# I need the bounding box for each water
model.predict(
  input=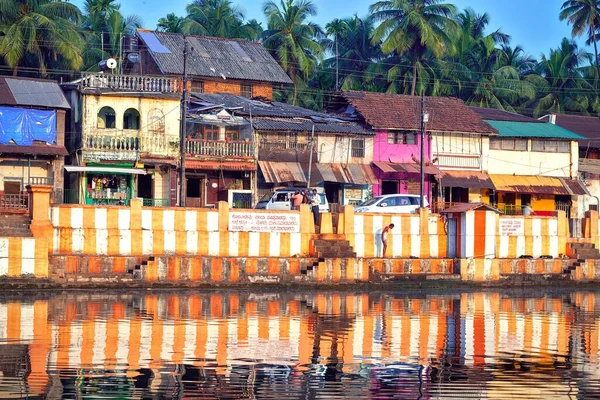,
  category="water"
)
[1,289,600,399]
